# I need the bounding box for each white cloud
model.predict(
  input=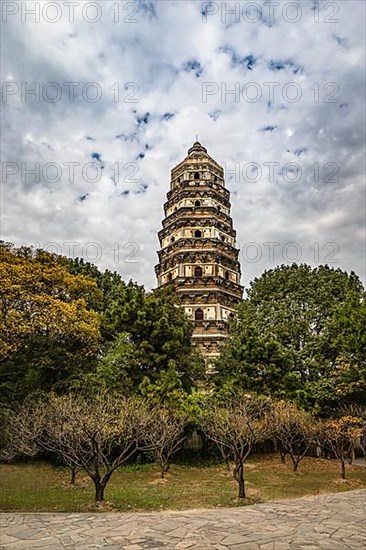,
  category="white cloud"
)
[1,0,365,290]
